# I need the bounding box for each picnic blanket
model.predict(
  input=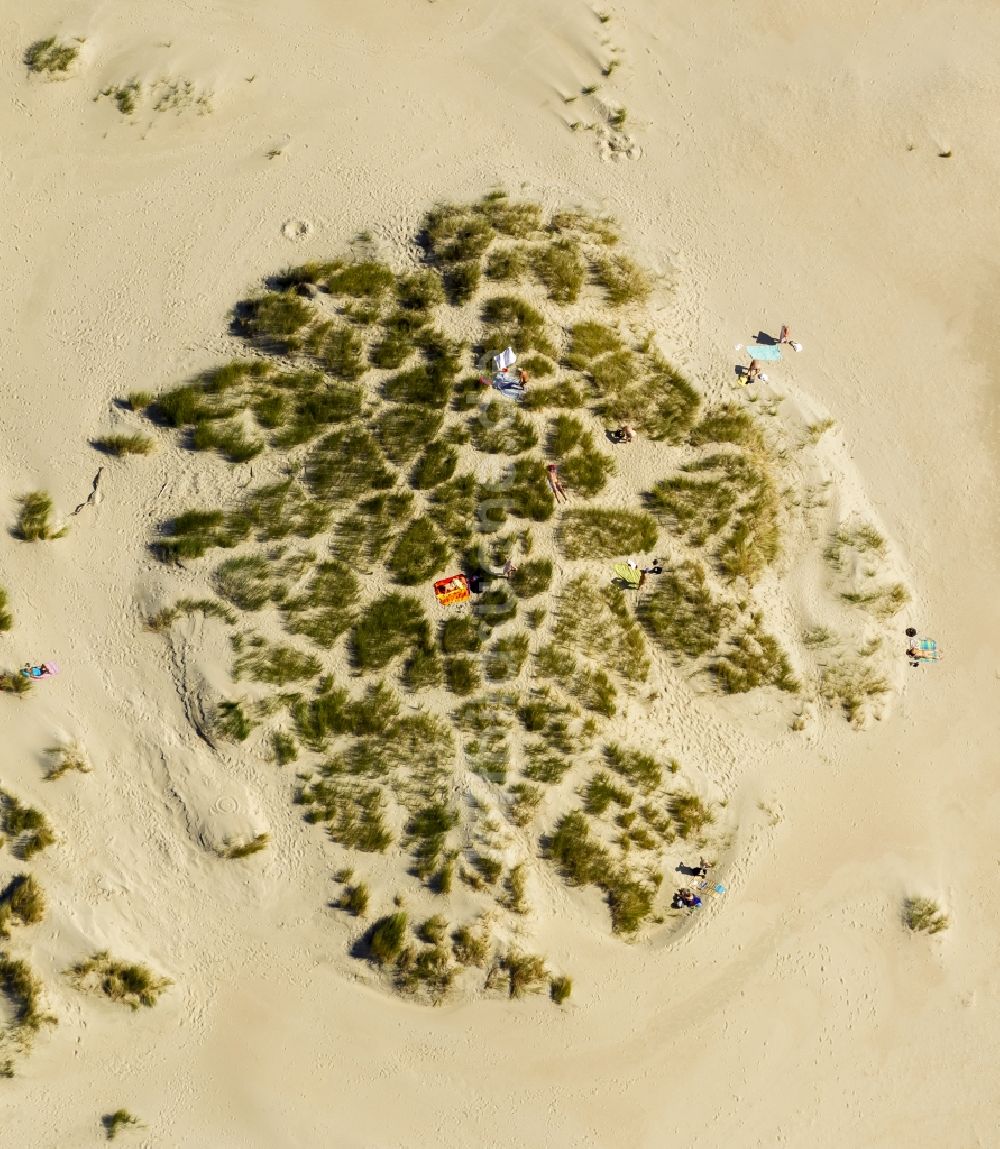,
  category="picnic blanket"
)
[912,638,939,662]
